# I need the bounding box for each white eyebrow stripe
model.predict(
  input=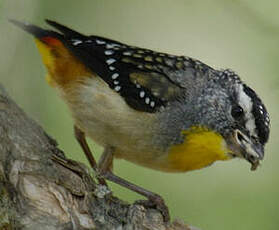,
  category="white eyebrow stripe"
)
[237,84,257,137]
